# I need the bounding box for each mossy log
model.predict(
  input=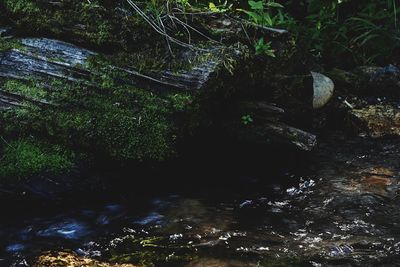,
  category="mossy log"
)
[0,37,242,164]
[0,0,317,186]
